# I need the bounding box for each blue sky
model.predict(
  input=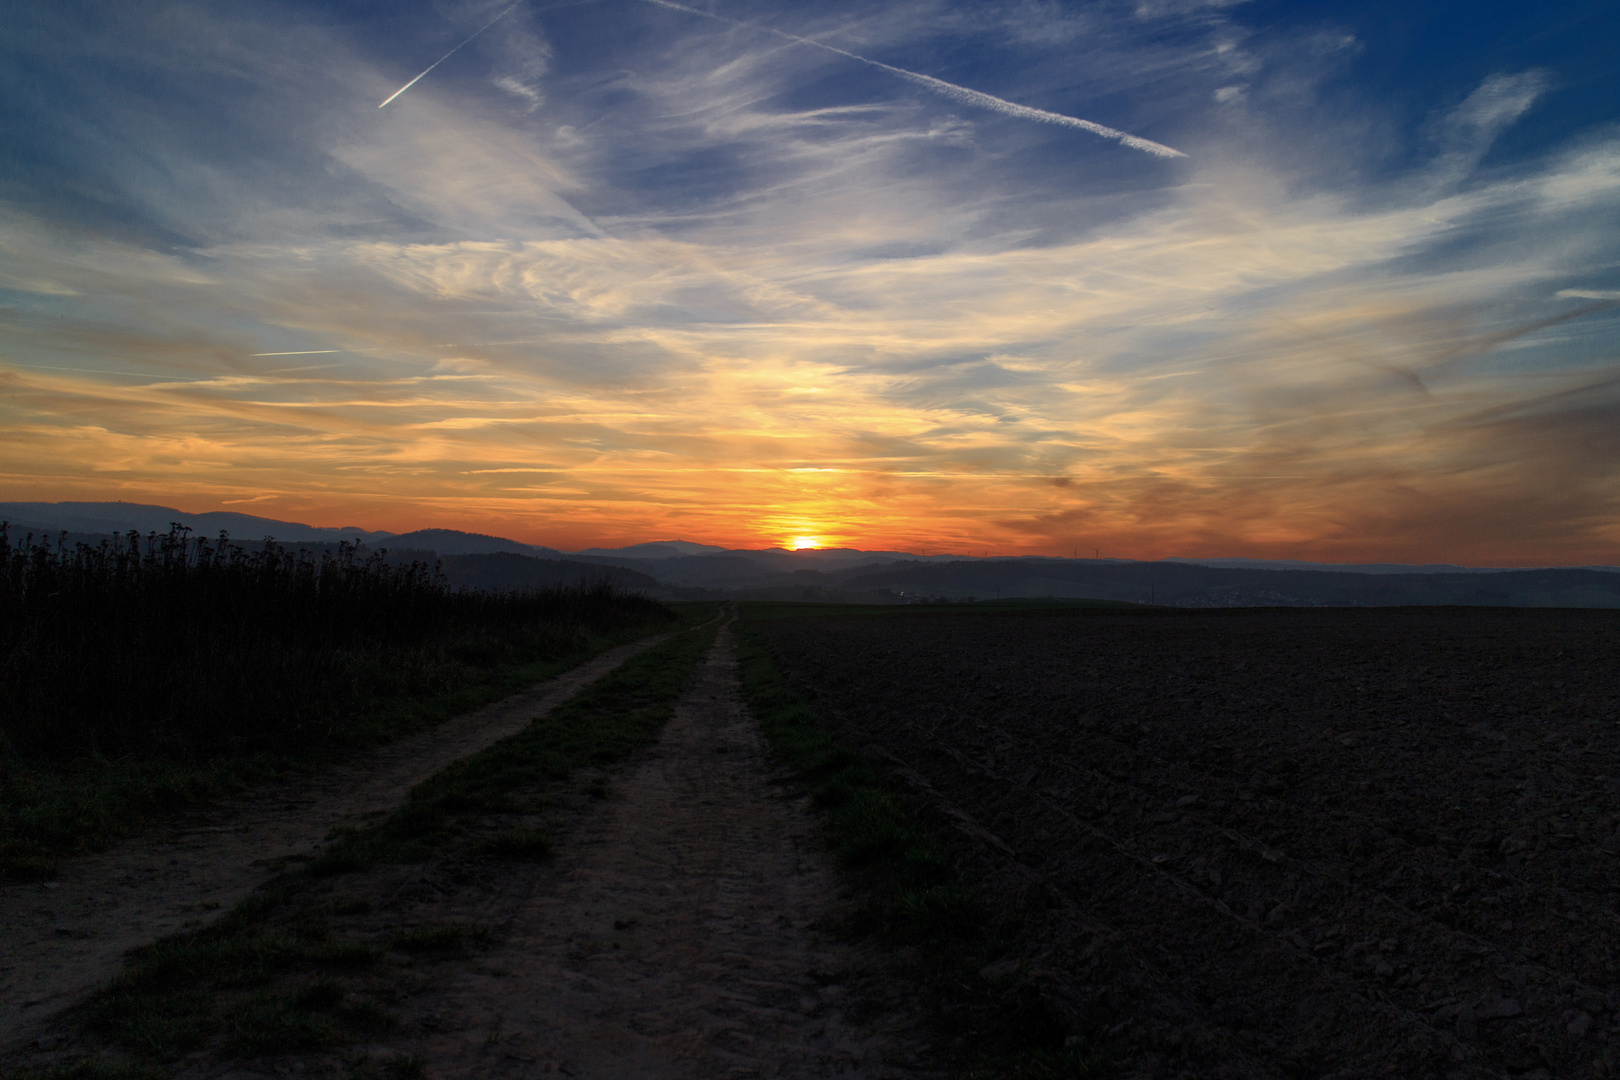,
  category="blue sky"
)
[2,0,1617,561]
